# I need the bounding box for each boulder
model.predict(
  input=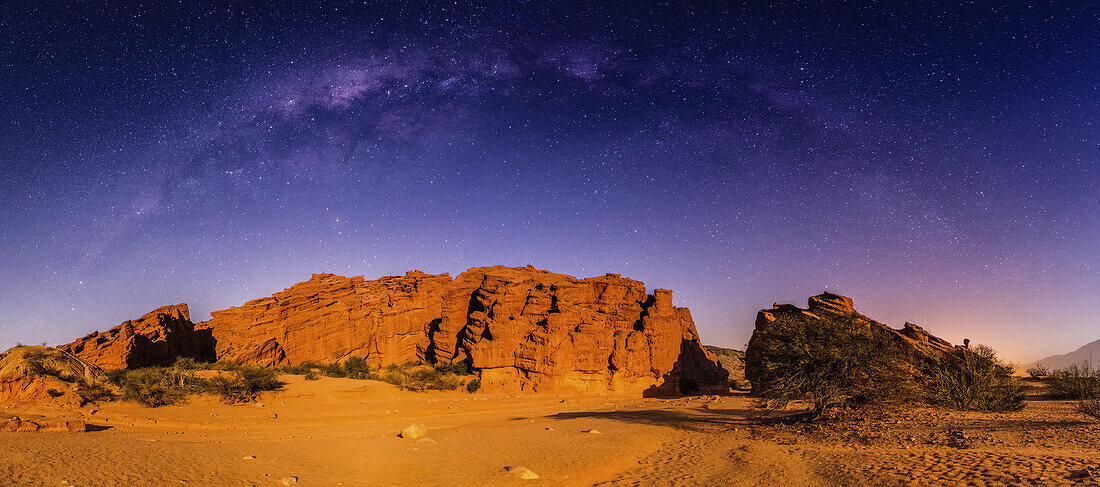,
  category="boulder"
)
[59,304,212,369]
[504,466,540,480]
[400,423,427,439]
